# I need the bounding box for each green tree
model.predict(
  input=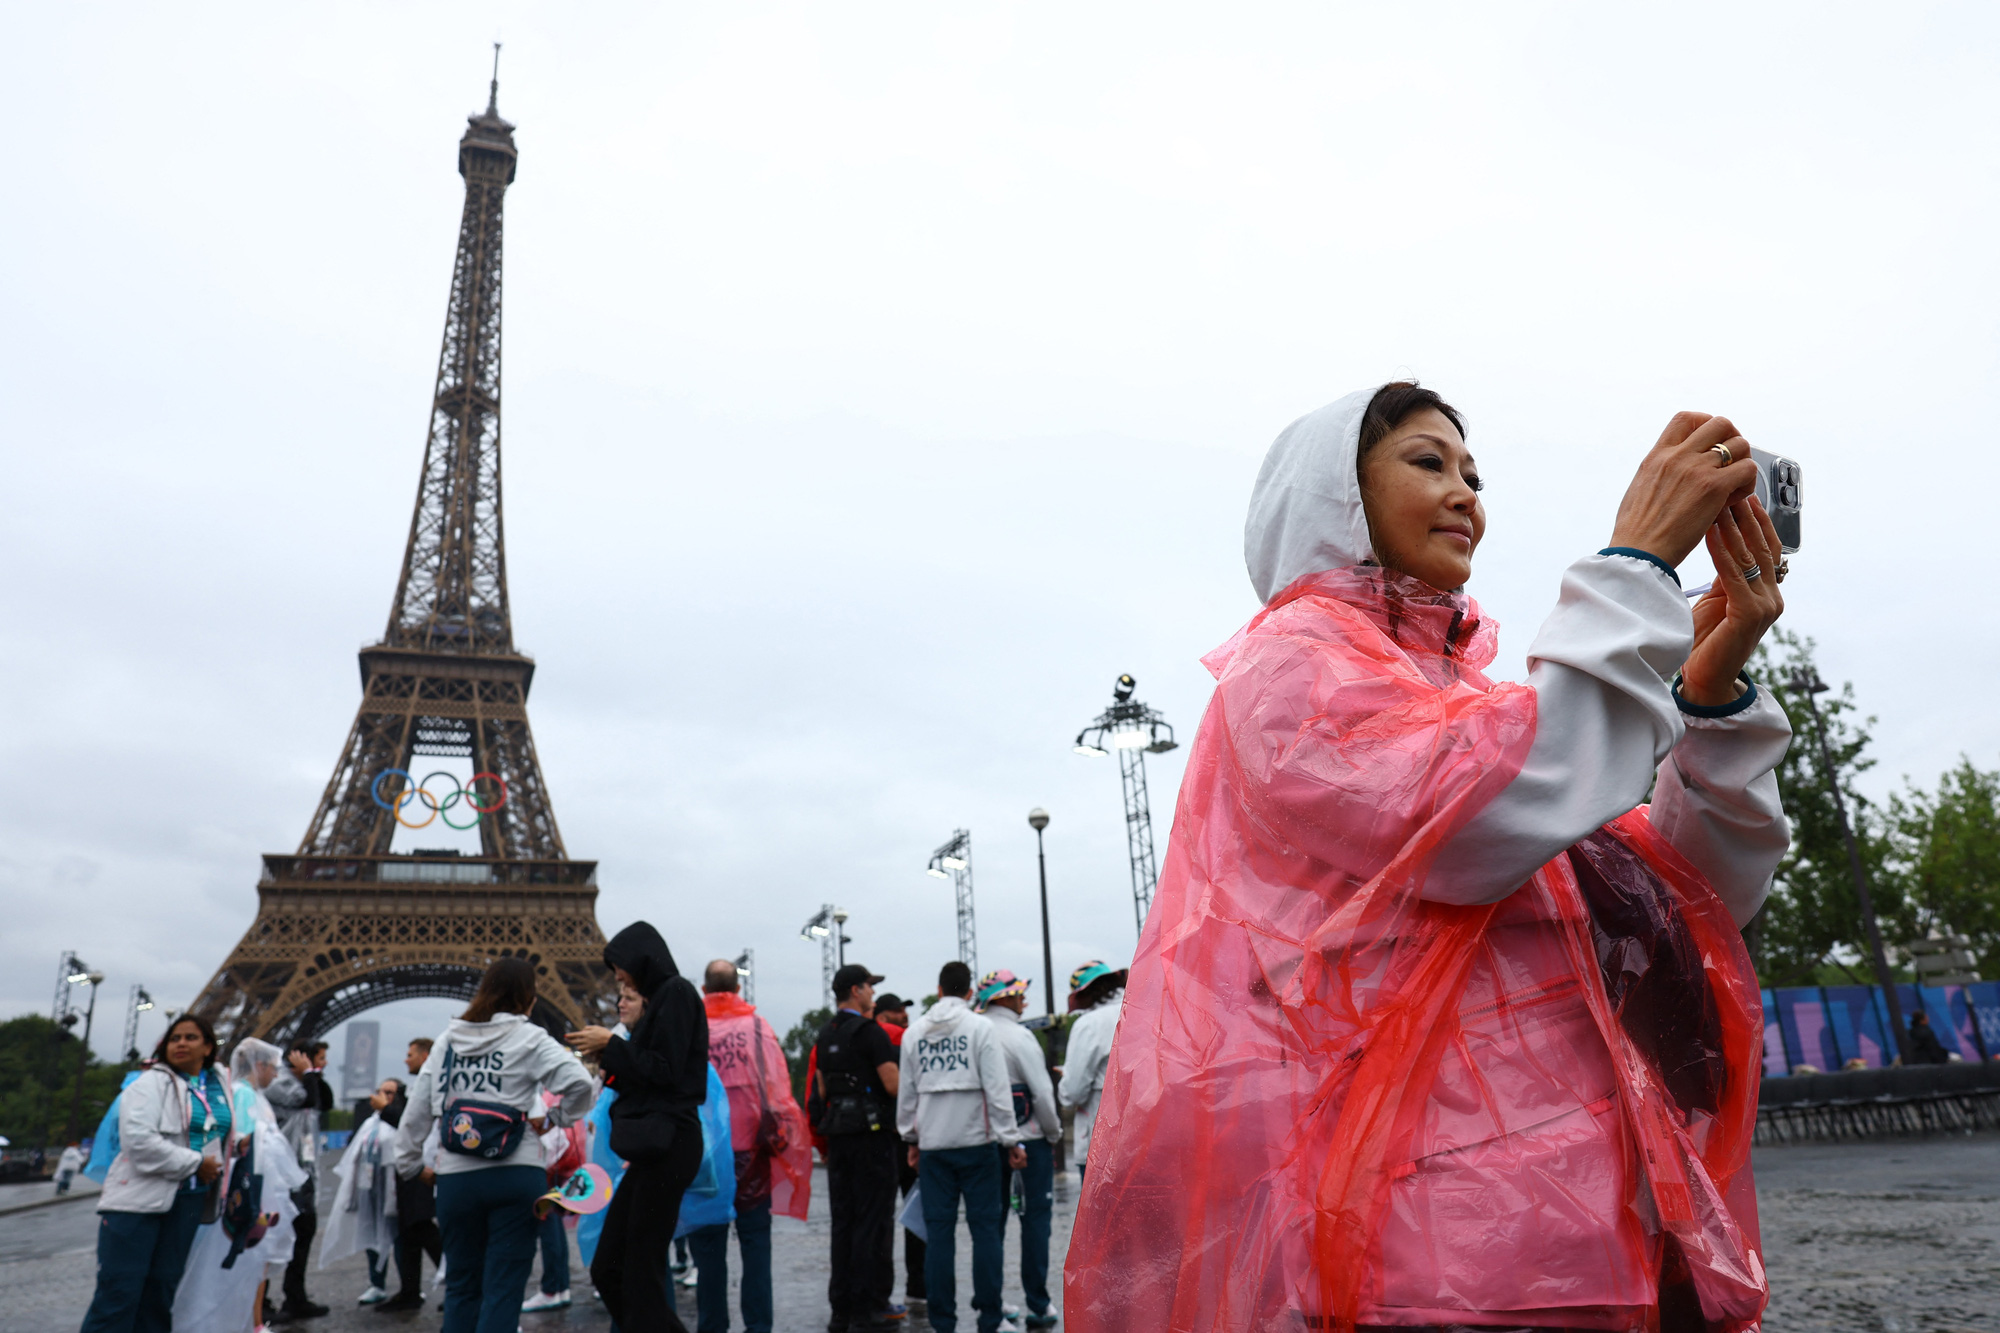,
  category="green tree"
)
[1747,629,1906,986]
[1886,757,2000,978]
[0,1014,132,1149]
[780,1006,832,1107]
